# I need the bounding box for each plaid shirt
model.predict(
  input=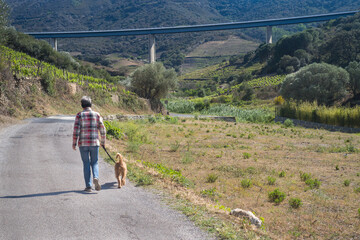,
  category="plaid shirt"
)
[73,108,106,147]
